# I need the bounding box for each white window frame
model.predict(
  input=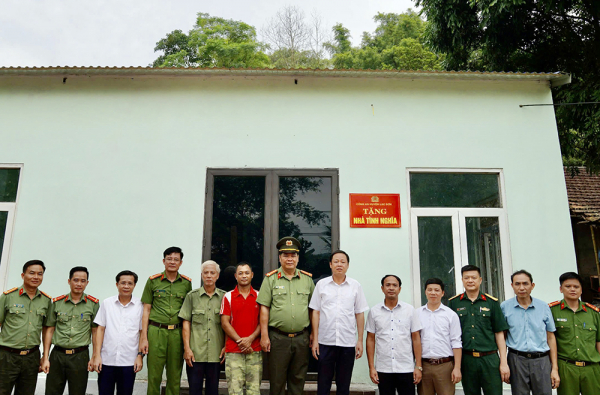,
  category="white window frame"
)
[406,168,513,305]
[0,164,23,292]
